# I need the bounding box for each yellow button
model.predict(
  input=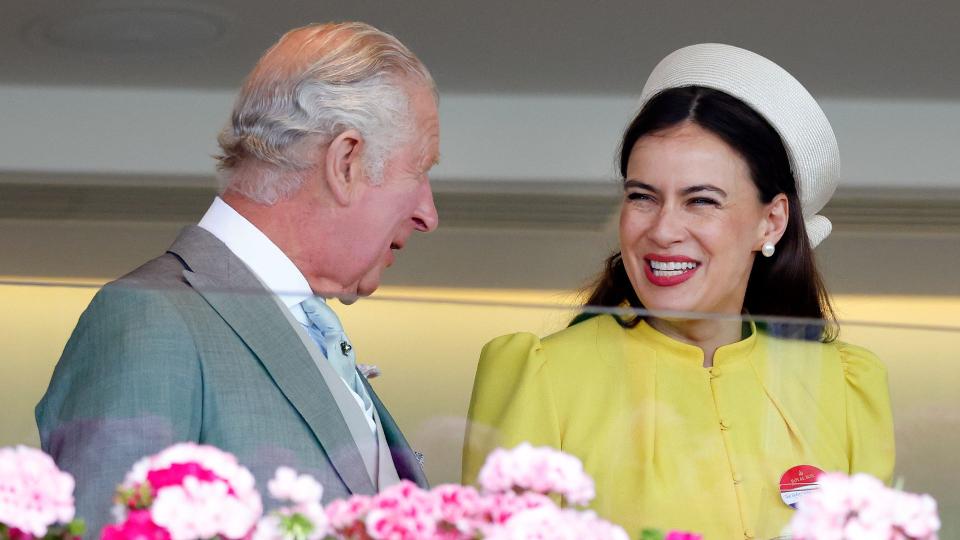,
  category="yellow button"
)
[709,368,720,379]
[733,473,743,483]
[744,529,754,539]
[720,419,731,429]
